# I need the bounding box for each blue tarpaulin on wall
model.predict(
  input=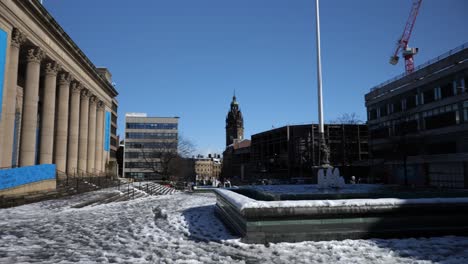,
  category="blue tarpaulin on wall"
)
[104,111,111,151]
[0,29,8,121]
[0,164,56,191]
